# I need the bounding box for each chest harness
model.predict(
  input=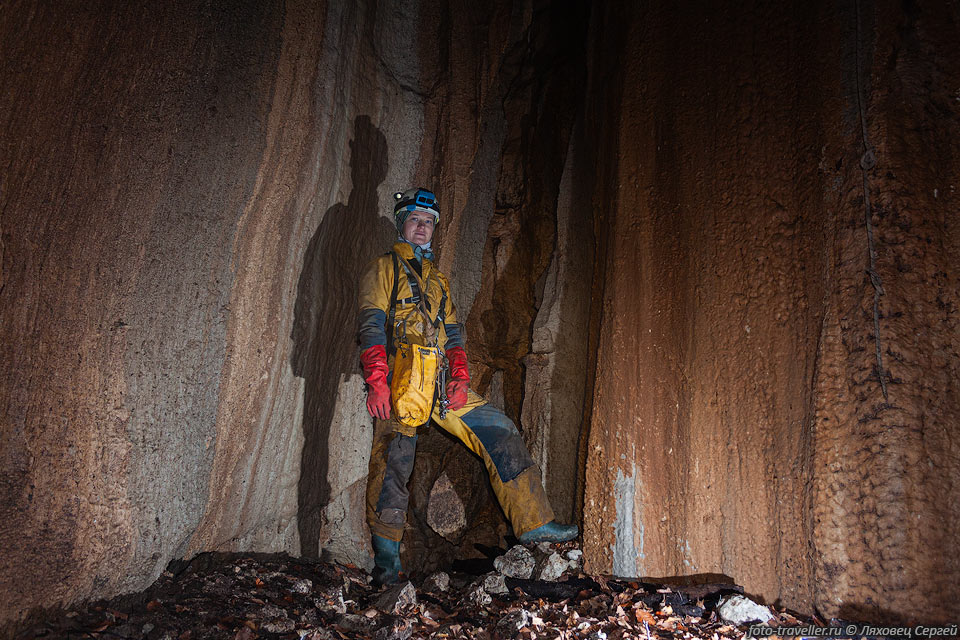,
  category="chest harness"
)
[384,251,451,422]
